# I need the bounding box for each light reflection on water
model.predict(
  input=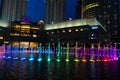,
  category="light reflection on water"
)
[0,59,120,80]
